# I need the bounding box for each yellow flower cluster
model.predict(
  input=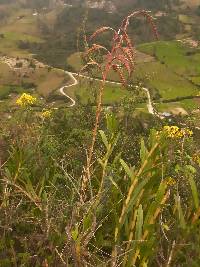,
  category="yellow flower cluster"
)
[193,153,200,165]
[16,93,37,107]
[41,110,52,119]
[166,177,176,186]
[163,126,193,139]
